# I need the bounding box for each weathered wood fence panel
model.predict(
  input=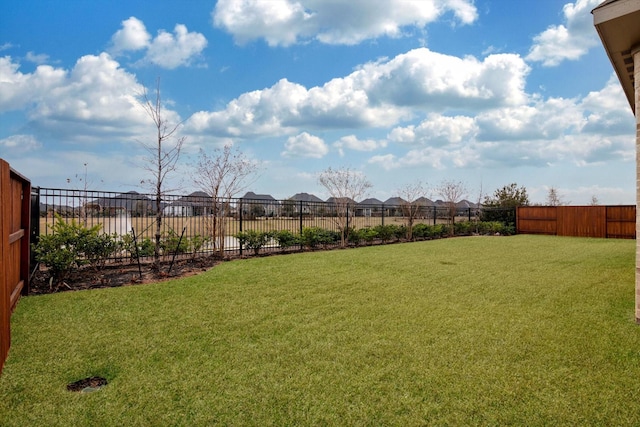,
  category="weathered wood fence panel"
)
[606,206,636,239]
[557,206,606,238]
[517,206,635,239]
[516,206,557,235]
[0,159,31,375]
